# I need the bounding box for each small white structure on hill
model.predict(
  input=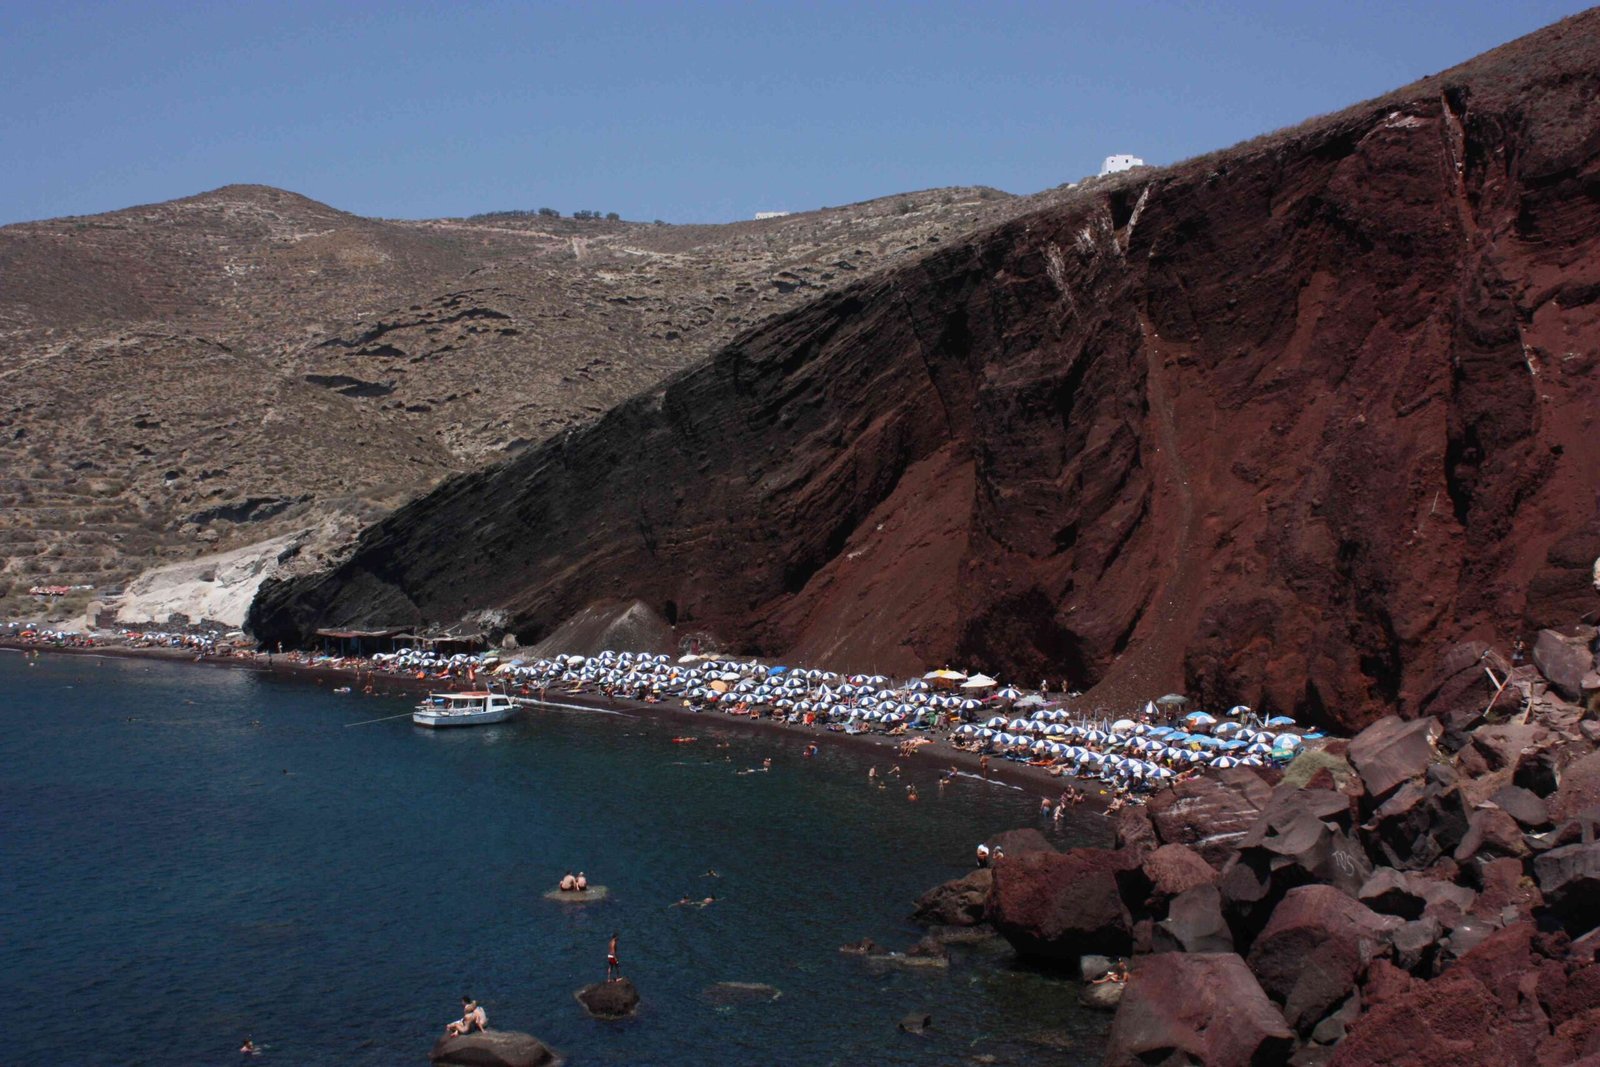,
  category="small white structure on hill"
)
[1100,154,1145,176]
[754,211,791,220]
